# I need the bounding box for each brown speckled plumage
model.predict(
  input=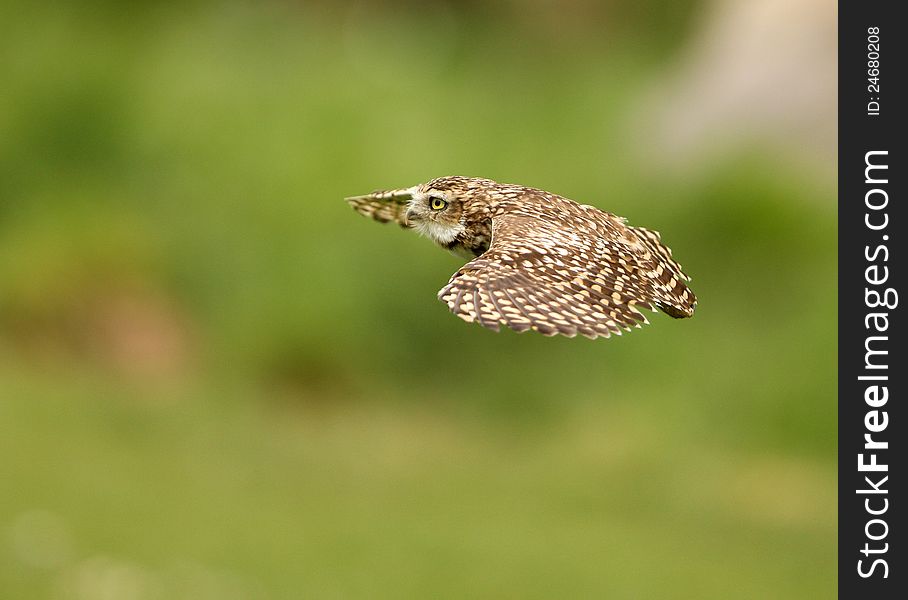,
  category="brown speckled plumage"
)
[346,176,696,339]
